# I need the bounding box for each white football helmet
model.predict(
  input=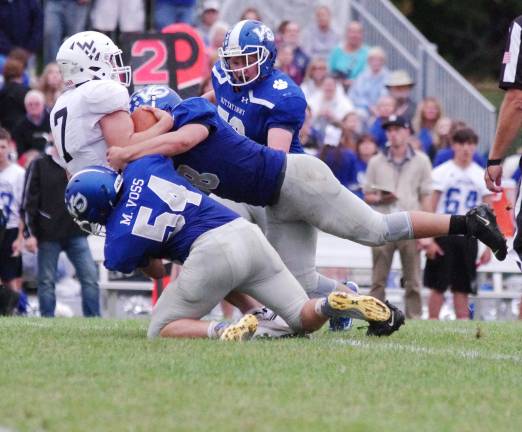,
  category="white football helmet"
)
[56,31,131,90]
